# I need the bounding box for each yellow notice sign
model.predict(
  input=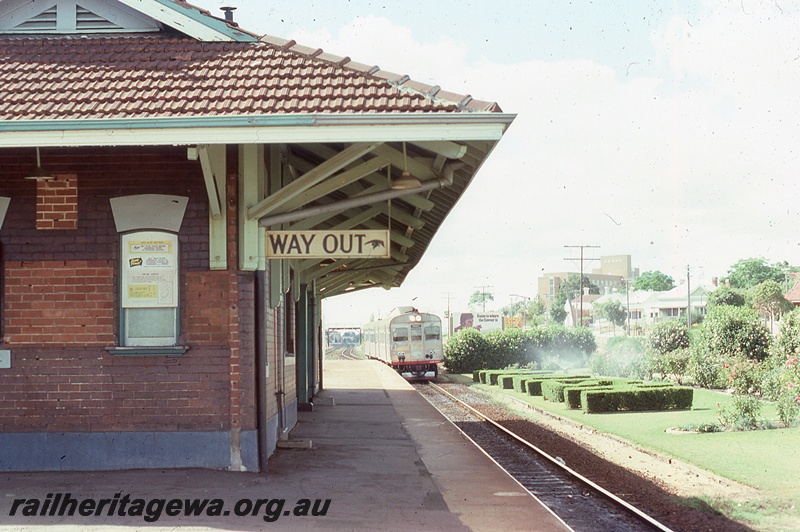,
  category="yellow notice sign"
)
[265,230,390,259]
[128,285,159,299]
